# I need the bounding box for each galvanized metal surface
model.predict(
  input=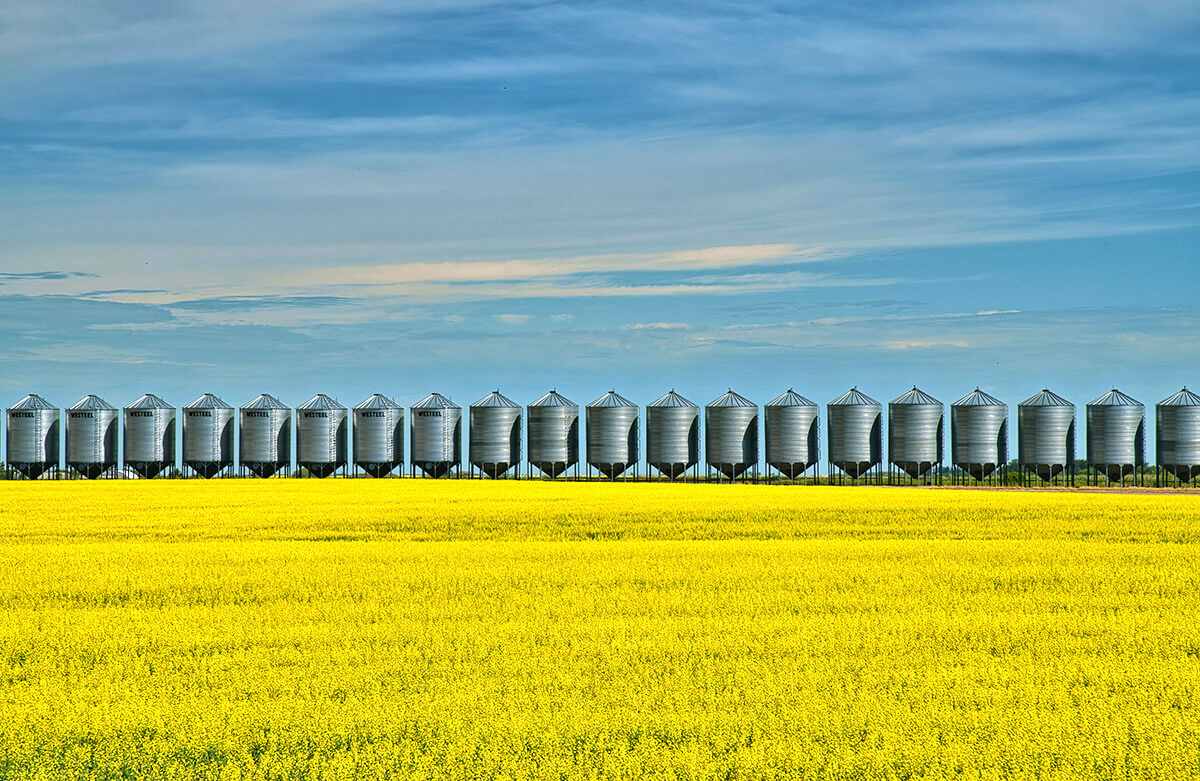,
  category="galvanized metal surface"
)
[764,389,819,476]
[827,388,881,478]
[1018,389,1075,480]
[527,390,578,478]
[296,394,347,478]
[6,394,59,478]
[888,387,943,478]
[410,393,461,477]
[705,390,758,478]
[66,395,118,478]
[124,393,176,478]
[183,394,234,478]
[1156,388,1200,481]
[646,390,698,479]
[950,388,1008,479]
[353,394,403,477]
[240,393,291,478]
[470,391,521,477]
[1086,389,1144,480]
[586,391,638,478]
